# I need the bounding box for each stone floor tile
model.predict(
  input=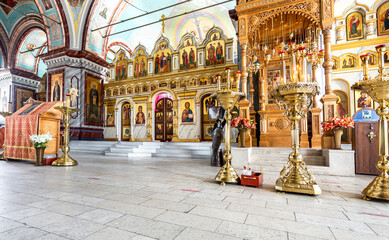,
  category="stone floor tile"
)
[175,227,241,240]
[245,214,335,239]
[330,228,388,240]
[181,196,230,209]
[83,226,136,240]
[223,196,267,207]
[1,207,46,221]
[93,200,165,219]
[215,220,287,239]
[131,235,157,240]
[367,222,389,238]
[28,199,95,216]
[36,233,70,240]
[0,200,29,214]
[0,227,47,240]
[155,210,222,231]
[0,216,24,233]
[226,203,295,221]
[140,199,195,212]
[58,193,104,206]
[77,209,124,224]
[343,211,389,225]
[107,214,185,240]
[18,211,72,228]
[100,193,148,204]
[40,218,105,240]
[288,232,327,240]
[149,192,187,202]
[189,205,247,223]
